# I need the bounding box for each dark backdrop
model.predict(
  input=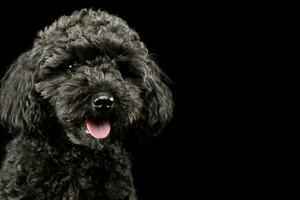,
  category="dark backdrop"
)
[0,1,261,199]
[0,1,201,200]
